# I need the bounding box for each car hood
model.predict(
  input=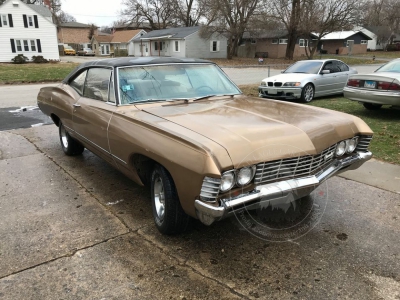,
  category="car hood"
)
[138,95,371,168]
[261,73,315,83]
[350,72,400,81]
